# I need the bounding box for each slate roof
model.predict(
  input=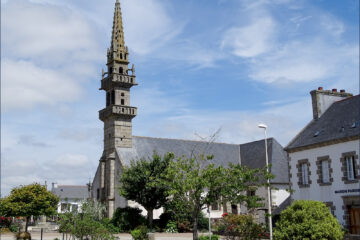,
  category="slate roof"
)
[286,95,360,151]
[117,136,289,184]
[52,185,89,200]
[240,138,289,184]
